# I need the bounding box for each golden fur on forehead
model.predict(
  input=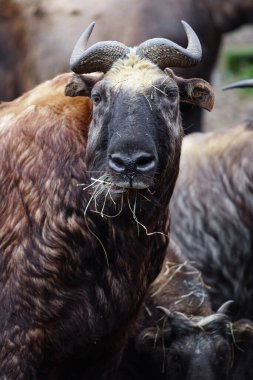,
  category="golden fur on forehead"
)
[105,52,167,91]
